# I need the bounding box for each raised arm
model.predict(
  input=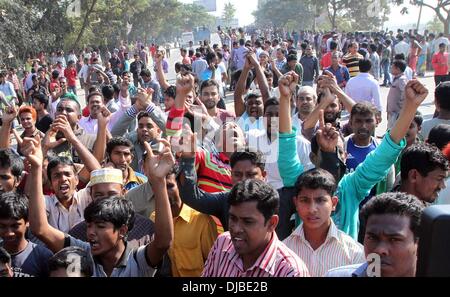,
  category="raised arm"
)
[390,79,428,144]
[247,51,270,103]
[143,139,174,267]
[51,115,101,183]
[0,106,17,148]
[155,53,171,91]
[22,136,65,253]
[302,87,335,131]
[320,72,355,112]
[91,106,111,164]
[234,58,252,117]
[278,71,304,187]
